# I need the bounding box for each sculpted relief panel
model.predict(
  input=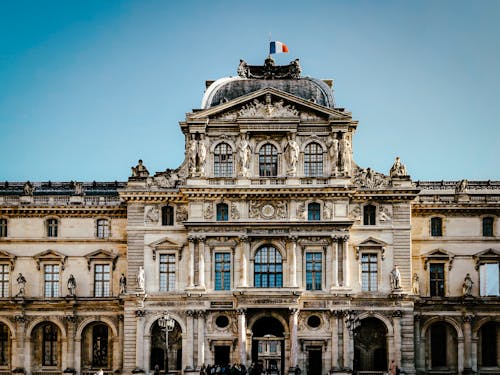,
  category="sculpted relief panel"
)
[249,200,287,220]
